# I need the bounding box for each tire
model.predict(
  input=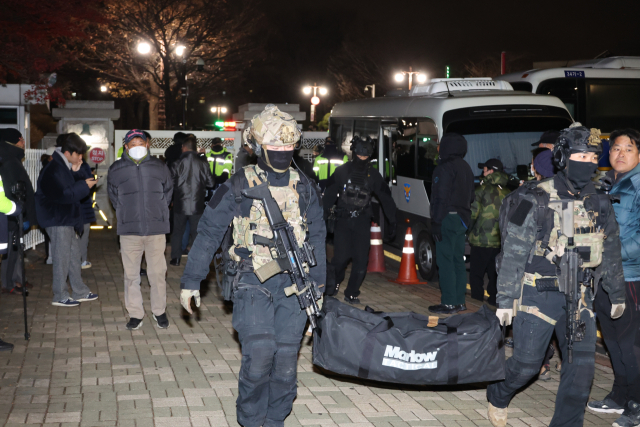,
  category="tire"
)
[416,231,437,281]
